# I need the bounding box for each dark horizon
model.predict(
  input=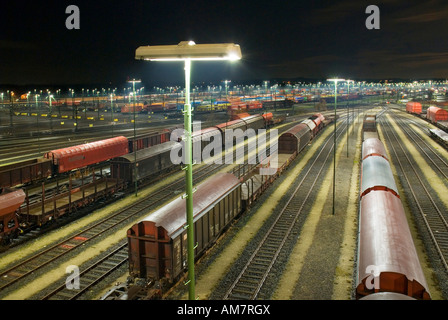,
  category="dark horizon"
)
[1,0,448,88]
